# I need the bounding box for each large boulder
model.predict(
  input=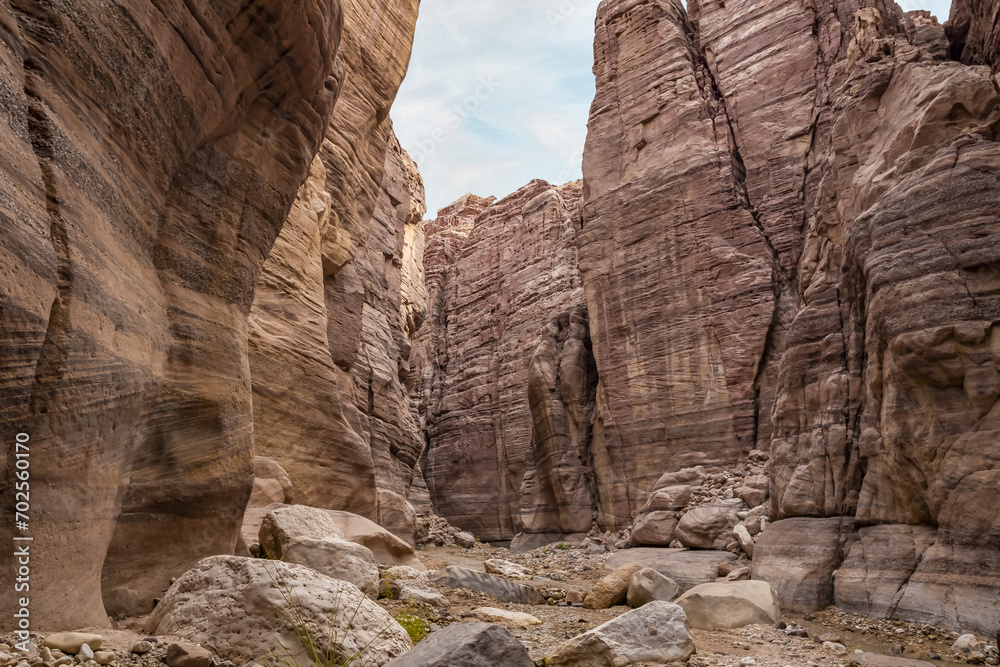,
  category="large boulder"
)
[242,504,425,570]
[379,568,450,610]
[383,622,533,666]
[584,562,644,609]
[607,549,732,592]
[752,517,855,613]
[43,634,104,654]
[736,475,768,508]
[674,500,743,549]
[259,505,379,594]
[675,581,781,629]
[546,601,695,666]
[328,509,426,570]
[627,568,681,608]
[630,511,679,546]
[145,556,411,665]
[429,566,546,605]
[651,467,708,493]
